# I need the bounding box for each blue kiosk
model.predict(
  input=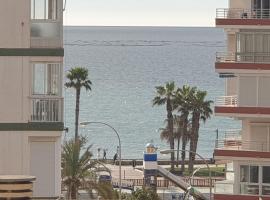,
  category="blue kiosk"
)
[143,142,158,191]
